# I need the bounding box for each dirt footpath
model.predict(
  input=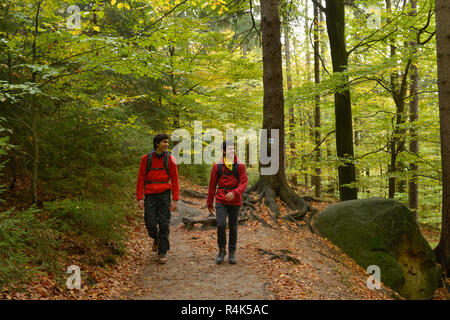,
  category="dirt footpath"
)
[120,218,392,300]
[115,177,392,300]
[124,226,269,300]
